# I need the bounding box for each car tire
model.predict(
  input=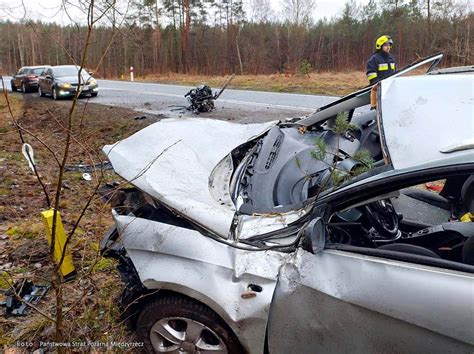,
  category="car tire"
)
[52,87,59,100]
[22,82,28,93]
[91,92,98,97]
[11,81,17,92]
[136,295,241,354]
[38,86,45,97]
